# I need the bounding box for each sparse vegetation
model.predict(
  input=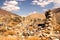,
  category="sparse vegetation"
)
[0,8,60,40]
